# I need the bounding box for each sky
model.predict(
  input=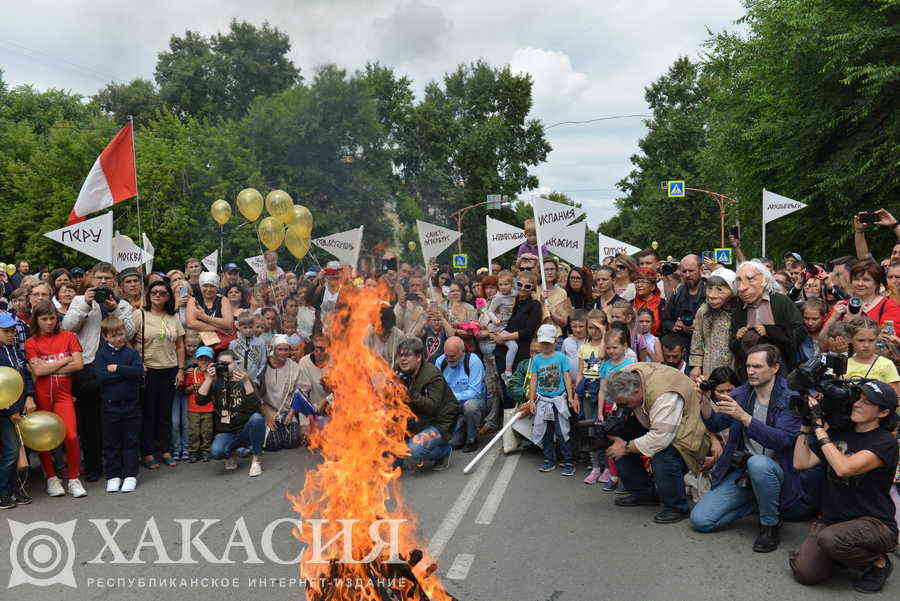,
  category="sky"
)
[0,0,746,227]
